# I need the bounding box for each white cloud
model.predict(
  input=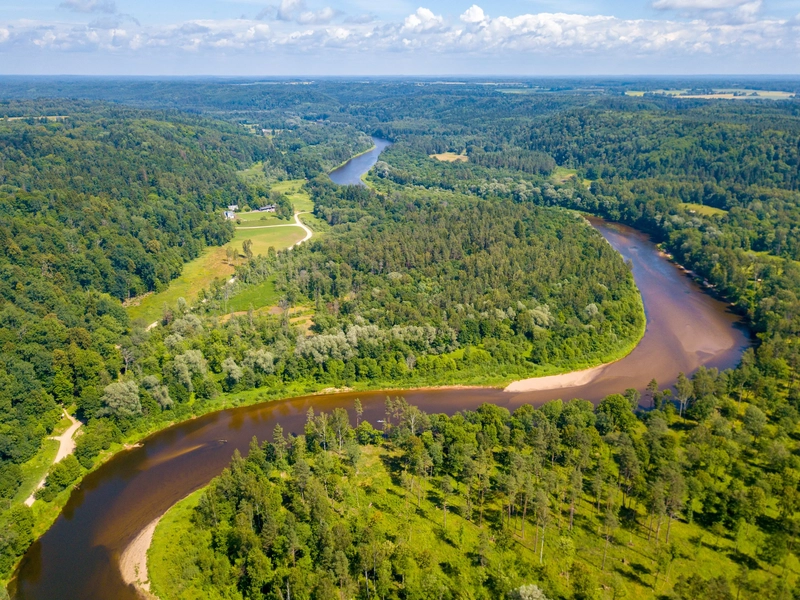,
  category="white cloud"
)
[460,5,487,24]
[402,8,444,33]
[1,3,798,62]
[653,0,754,8]
[60,0,117,14]
[298,7,337,25]
[277,0,304,21]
